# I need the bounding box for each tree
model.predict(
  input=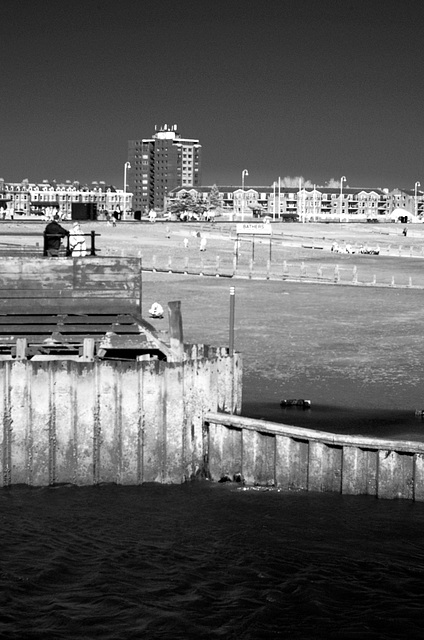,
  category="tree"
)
[170,192,208,219]
[207,184,221,210]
